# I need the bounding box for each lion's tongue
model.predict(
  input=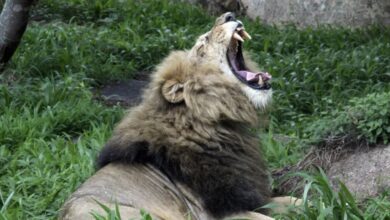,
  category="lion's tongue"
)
[237,70,272,82]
